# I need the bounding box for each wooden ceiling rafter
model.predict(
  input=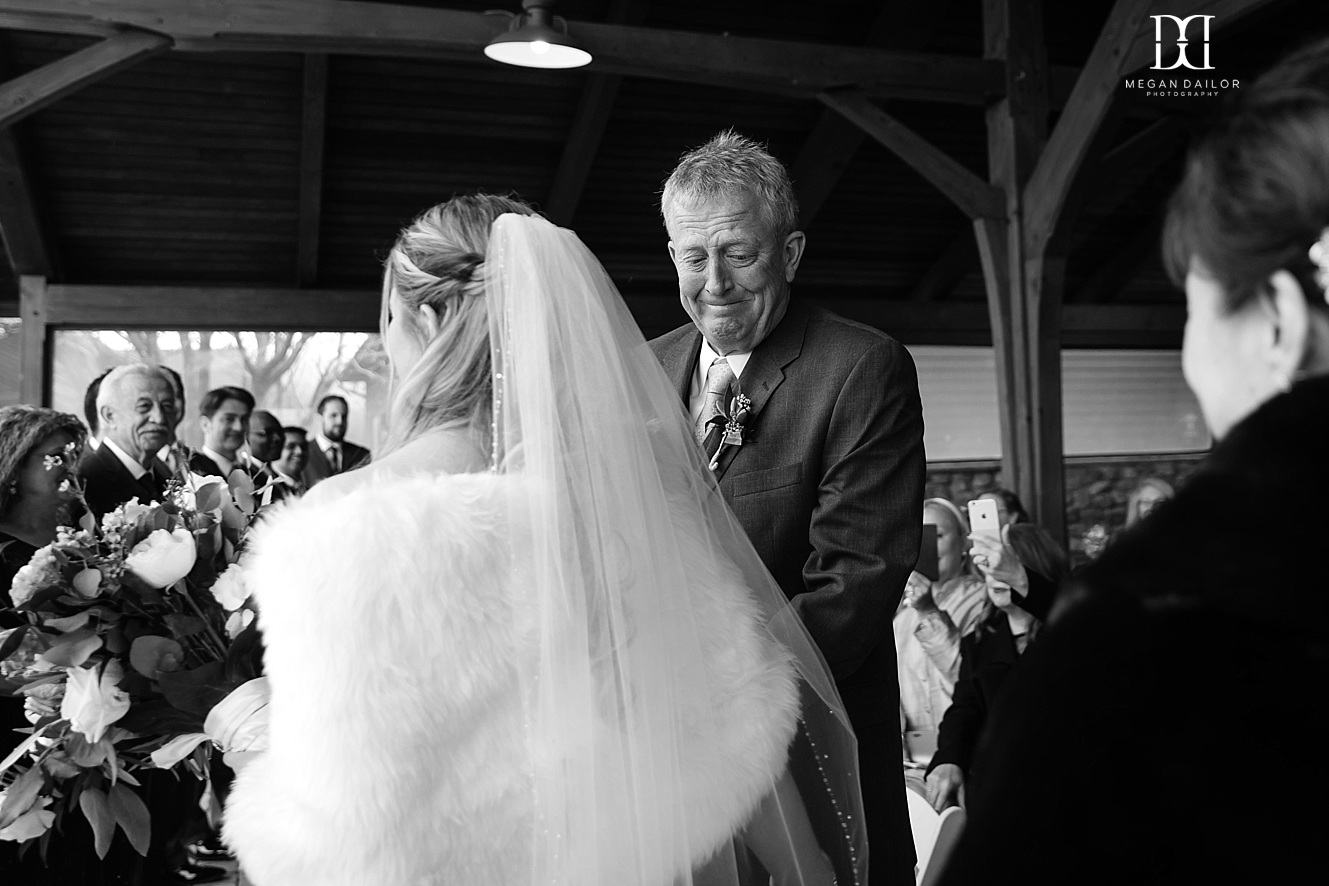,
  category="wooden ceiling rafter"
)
[0,0,1006,106]
[1073,217,1166,305]
[297,52,328,287]
[0,35,54,279]
[789,0,952,229]
[909,228,977,302]
[0,27,170,128]
[544,0,649,227]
